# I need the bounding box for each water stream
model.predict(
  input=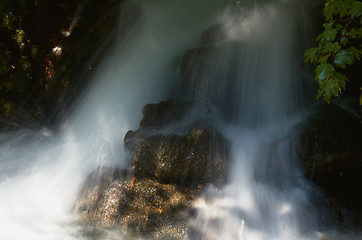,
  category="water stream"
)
[0,0,358,239]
